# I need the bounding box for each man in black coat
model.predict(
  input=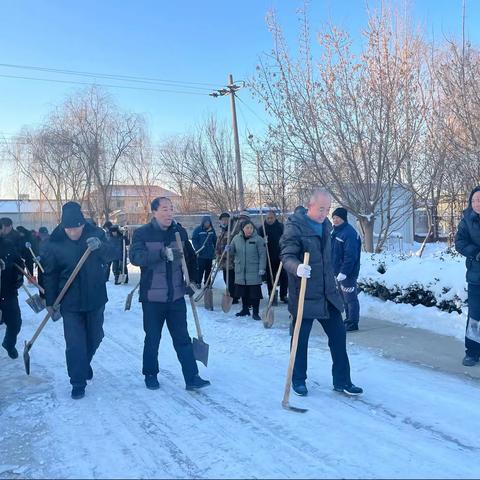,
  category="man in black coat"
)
[258,210,288,303]
[455,186,480,366]
[0,233,24,359]
[129,196,209,391]
[280,189,363,397]
[42,202,116,399]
